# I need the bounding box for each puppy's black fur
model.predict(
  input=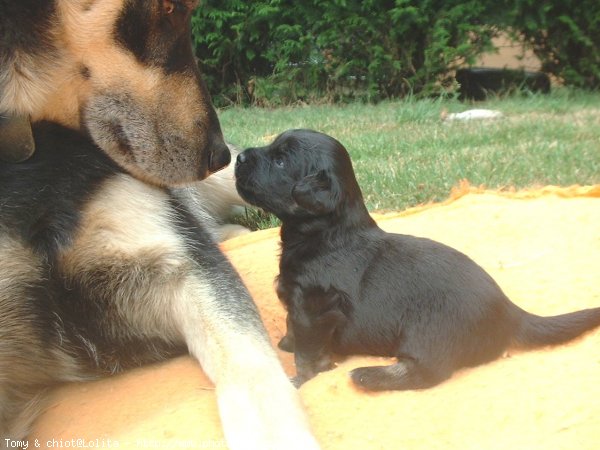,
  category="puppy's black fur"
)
[235,129,600,391]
